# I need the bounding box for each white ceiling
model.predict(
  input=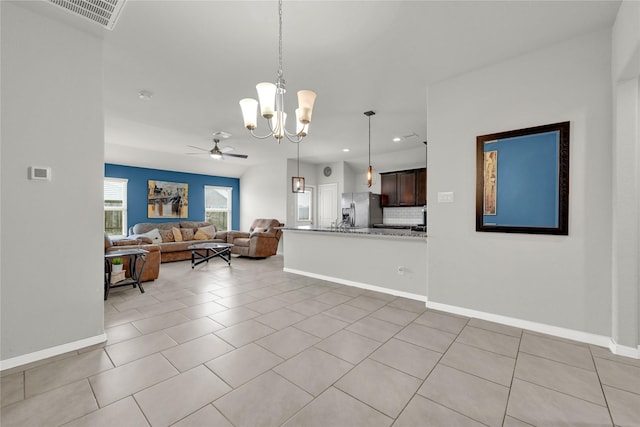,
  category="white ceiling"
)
[79,1,620,177]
